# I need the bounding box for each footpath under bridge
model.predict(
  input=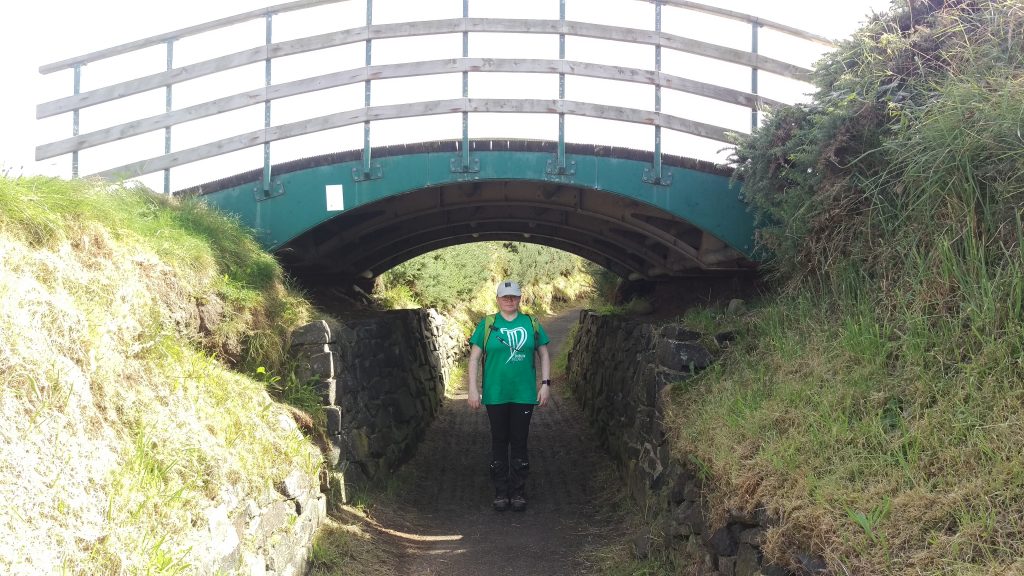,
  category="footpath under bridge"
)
[36,0,832,281]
